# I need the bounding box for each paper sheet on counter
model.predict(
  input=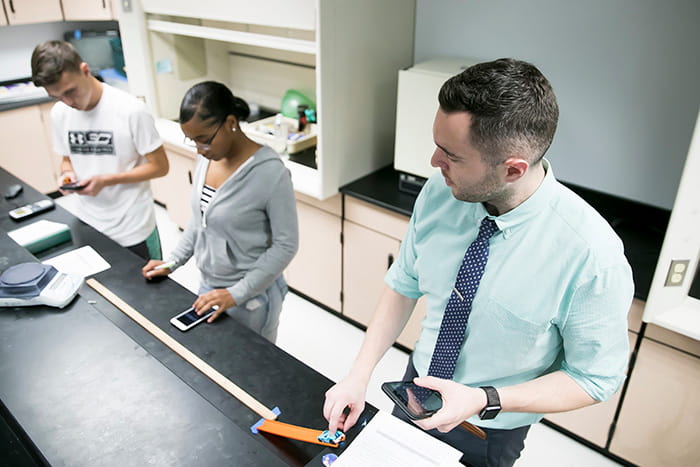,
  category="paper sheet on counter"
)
[43,246,110,278]
[333,410,462,467]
